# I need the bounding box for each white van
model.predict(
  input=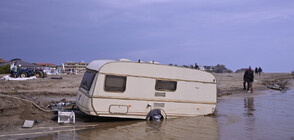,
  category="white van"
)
[76,59,217,120]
